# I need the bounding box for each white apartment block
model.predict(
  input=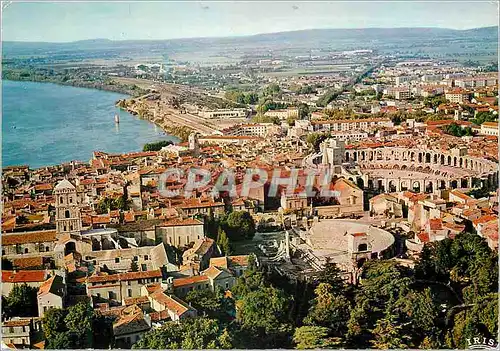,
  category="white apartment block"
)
[395,76,413,86]
[454,75,498,89]
[480,122,499,136]
[223,123,277,137]
[330,131,369,142]
[311,118,394,132]
[199,109,248,119]
[445,89,470,104]
[264,107,299,121]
